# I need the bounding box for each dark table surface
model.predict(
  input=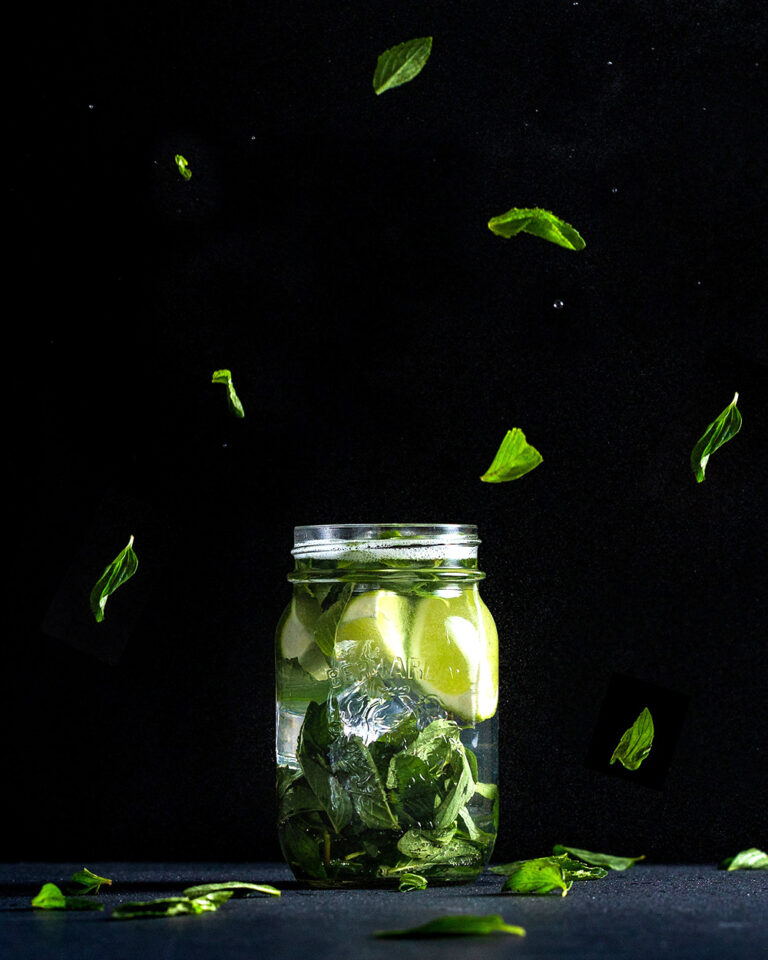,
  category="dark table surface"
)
[1,862,765,960]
